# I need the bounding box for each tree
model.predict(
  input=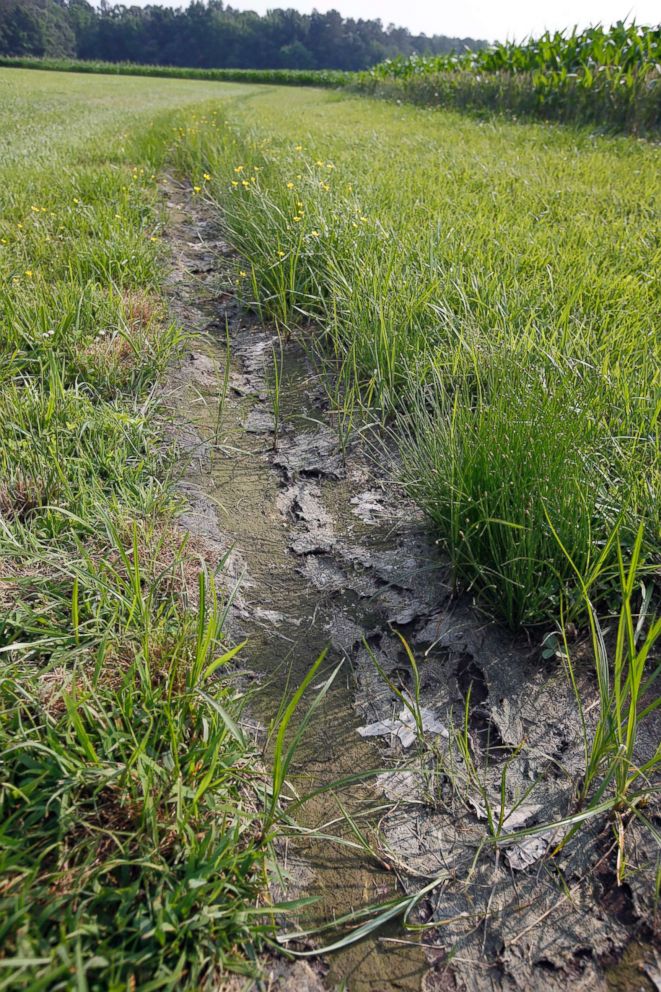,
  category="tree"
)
[0,0,488,69]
